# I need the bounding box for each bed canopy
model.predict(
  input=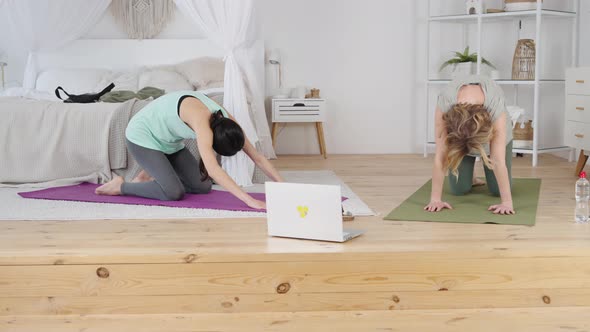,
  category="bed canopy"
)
[0,0,275,187]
